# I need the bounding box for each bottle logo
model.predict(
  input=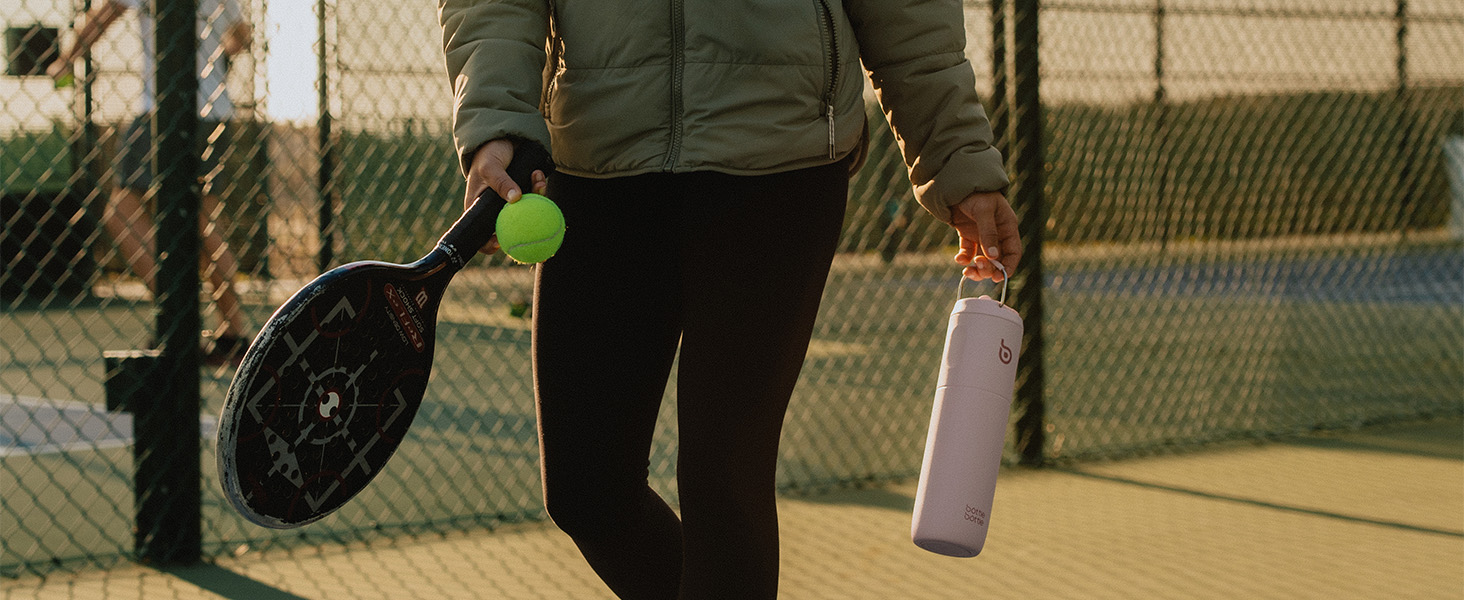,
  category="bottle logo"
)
[999,339,1013,364]
[964,504,987,526]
